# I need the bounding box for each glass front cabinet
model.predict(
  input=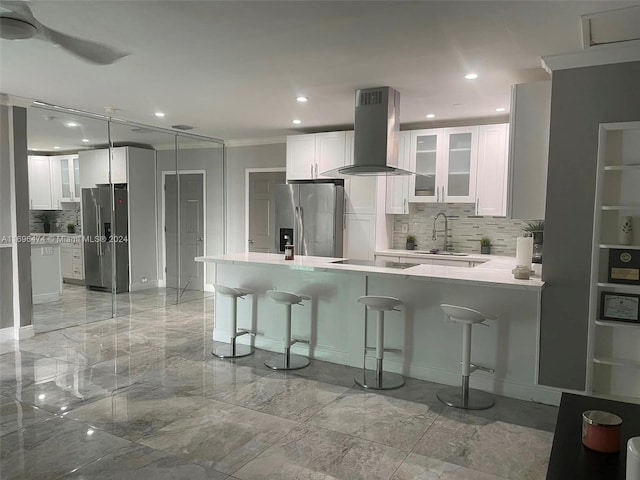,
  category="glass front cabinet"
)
[408,127,478,203]
[54,155,80,202]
